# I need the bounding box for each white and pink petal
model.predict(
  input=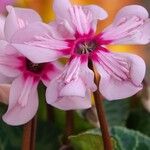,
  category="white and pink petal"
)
[2,76,39,125]
[5,6,42,41]
[94,51,146,100]
[46,78,91,110]
[12,44,63,63]
[101,5,150,44]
